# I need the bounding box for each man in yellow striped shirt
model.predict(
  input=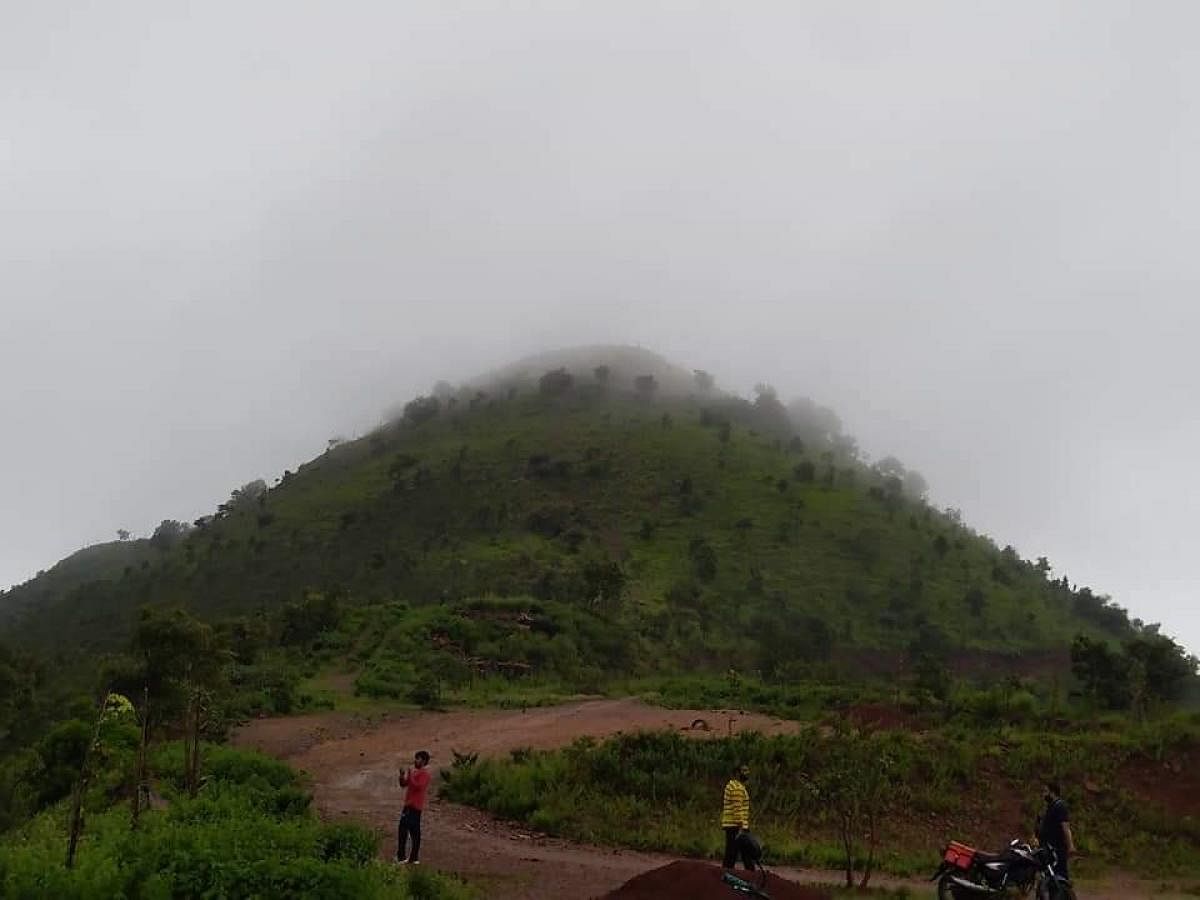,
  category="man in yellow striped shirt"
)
[720,764,752,870]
